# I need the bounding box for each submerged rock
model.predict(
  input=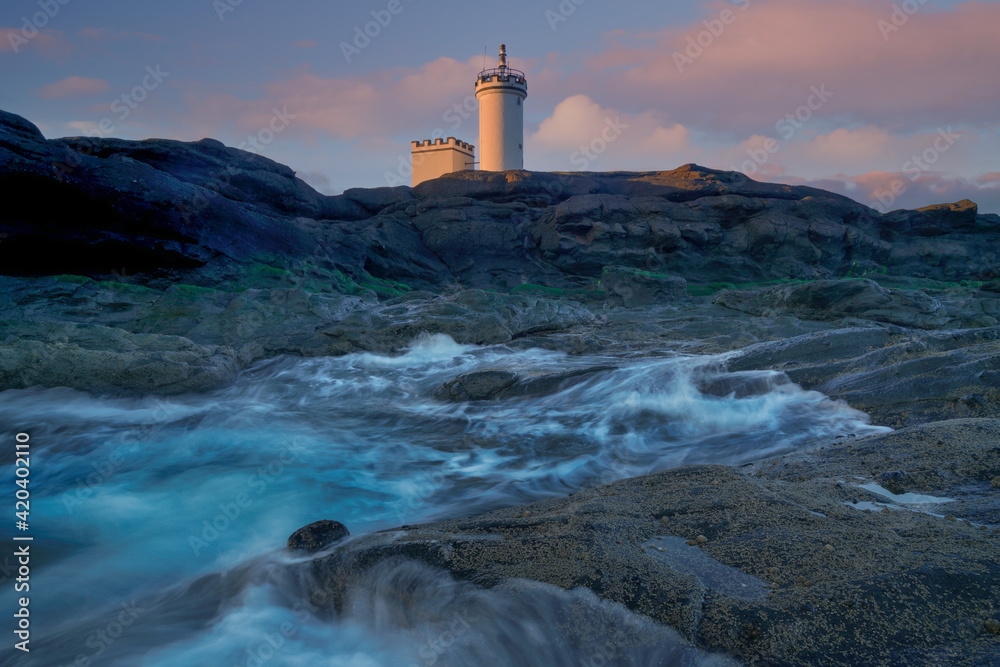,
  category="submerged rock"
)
[434,364,619,402]
[434,369,520,401]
